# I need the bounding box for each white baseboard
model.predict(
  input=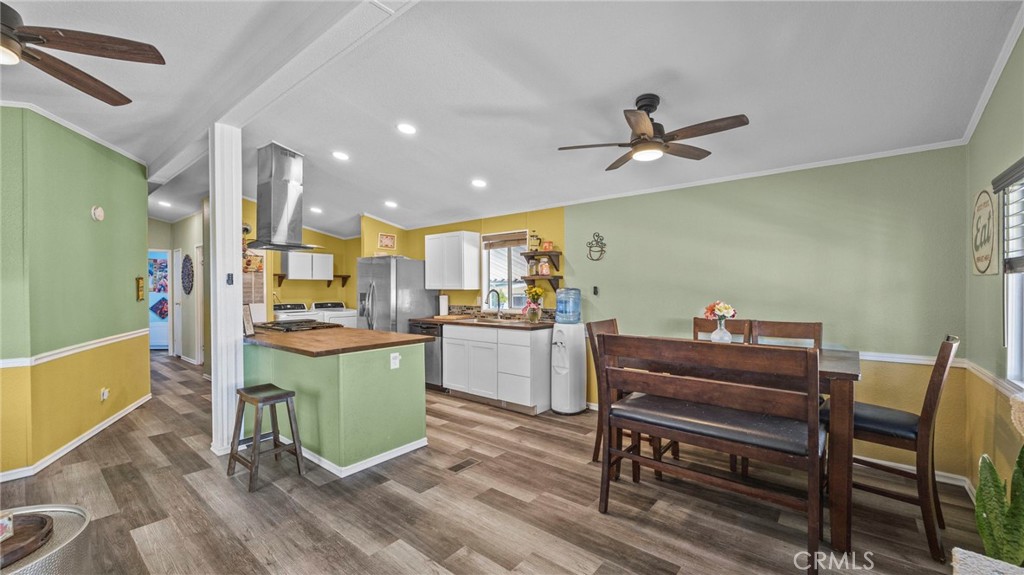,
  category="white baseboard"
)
[180,355,200,366]
[587,402,598,411]
[0,394,152,482]
[202,374,212,381]
[225,435,428,479]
